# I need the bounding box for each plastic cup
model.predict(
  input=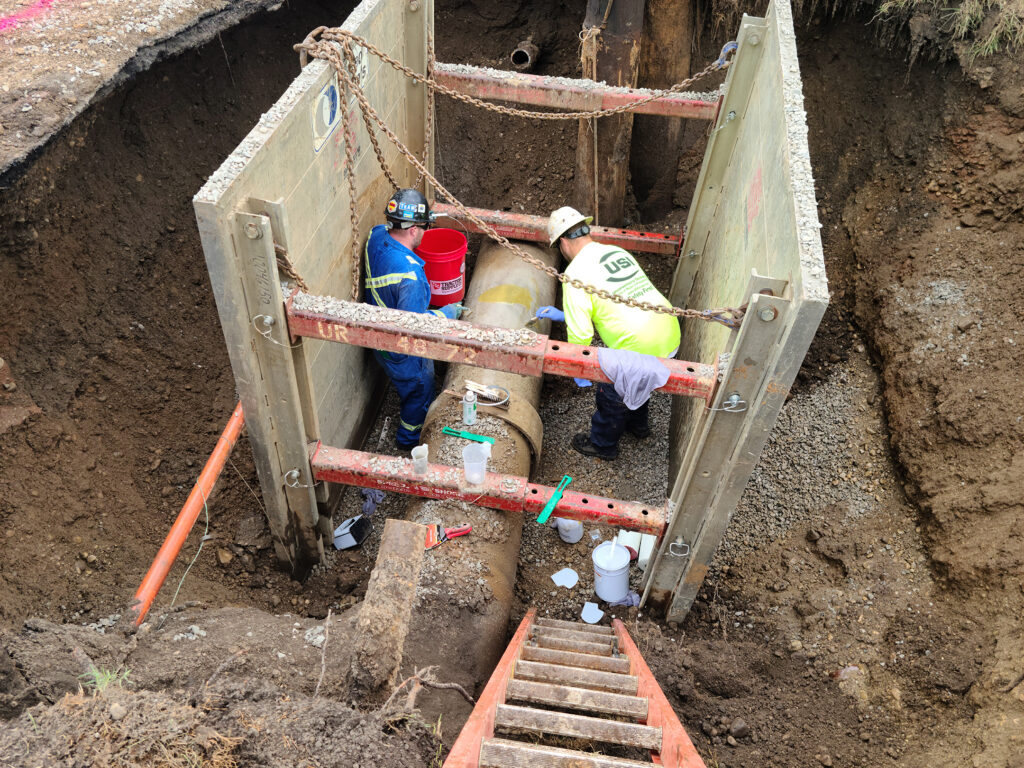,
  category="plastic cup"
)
[411,445,428,474]
[462,443,488,485]
[551,518,584,544]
